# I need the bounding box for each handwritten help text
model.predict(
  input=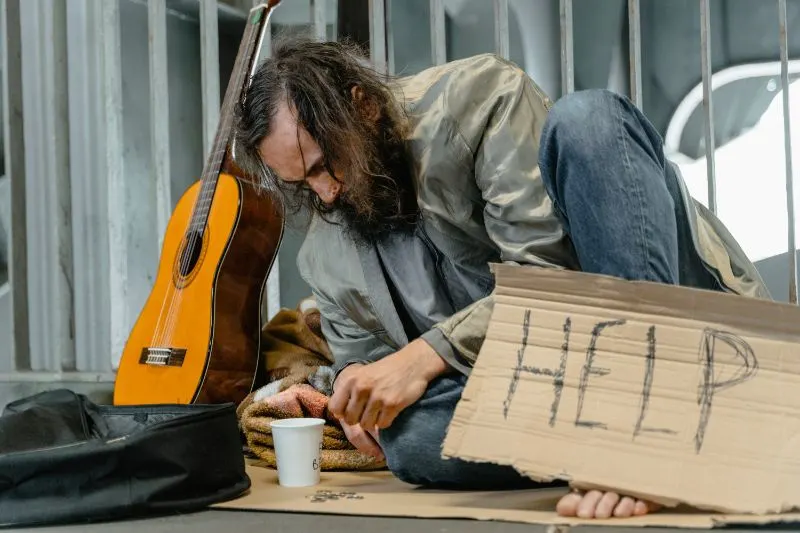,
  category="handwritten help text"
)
[502,310,759,453]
